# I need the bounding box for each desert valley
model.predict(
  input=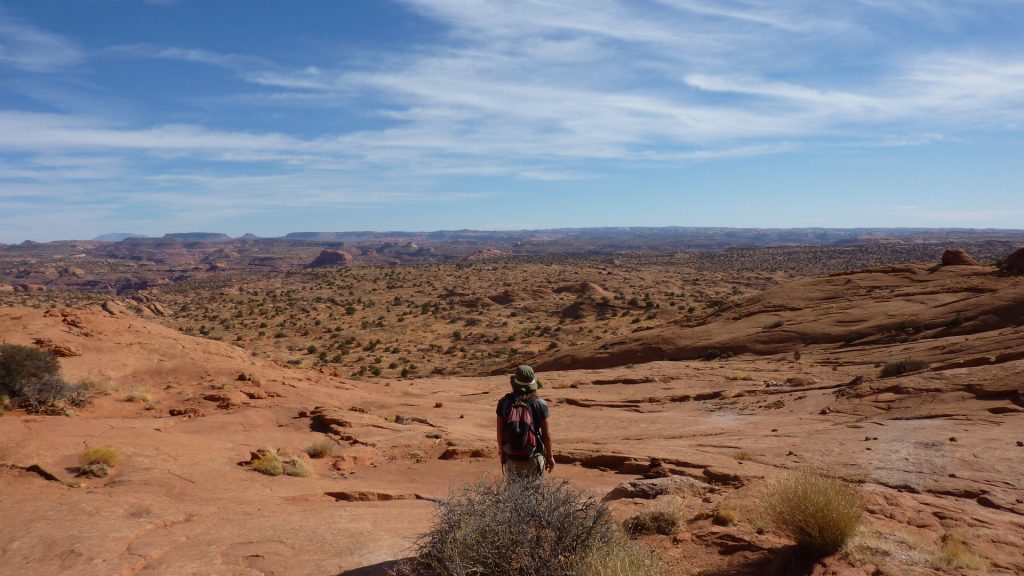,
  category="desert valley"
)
[1,229,1023,576]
